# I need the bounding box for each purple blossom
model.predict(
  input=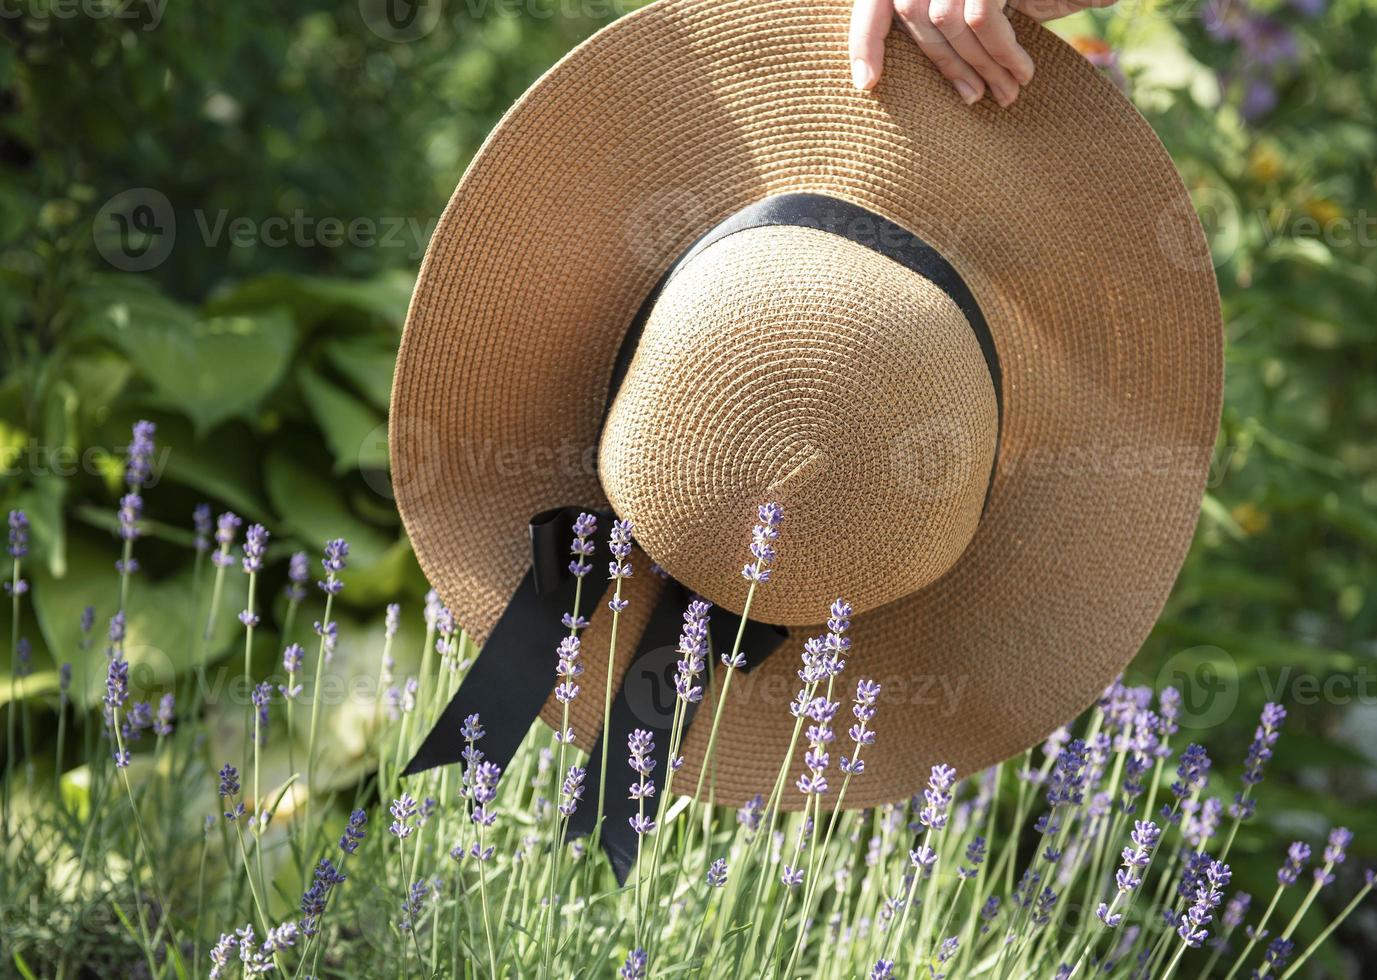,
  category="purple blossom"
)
[193,504,212,553]
[780,865,805,888]
[470,761,501,827]
[218,763,241,798]
[1315,826,1352,886]
[153,693,175,737]
[241,523,268,575]
[628,728,656,806]
[620,949,647,980]
[210,512,242,568]
[1278,841,1310,886]
[251,682,272,741]
[399,878,429,931]
[1178,859,1231,947]
[285,551,309,601]
[59,663,72,702]
[117,492,142,544]
[104,657,129,711]
[706,857,728,887]
[738,793,764,832]
[870,960,895,980]
[674,599,710,703]
[1097,821,1160,927]
[7,510,28,559]
[340,808,367,853]
[742,502,783,584]
[559,765,586,817]
[554,636,583,704]
[125,420,156,490]
[569,511,597,578]
[80,605,95,639]
[919,764,958,831]
[385,602,400,638]
[13,637,31,679]
[318,538,349,594]
[1171,743,1212,805]
[389,793,418,838]
[300,857,347,936]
